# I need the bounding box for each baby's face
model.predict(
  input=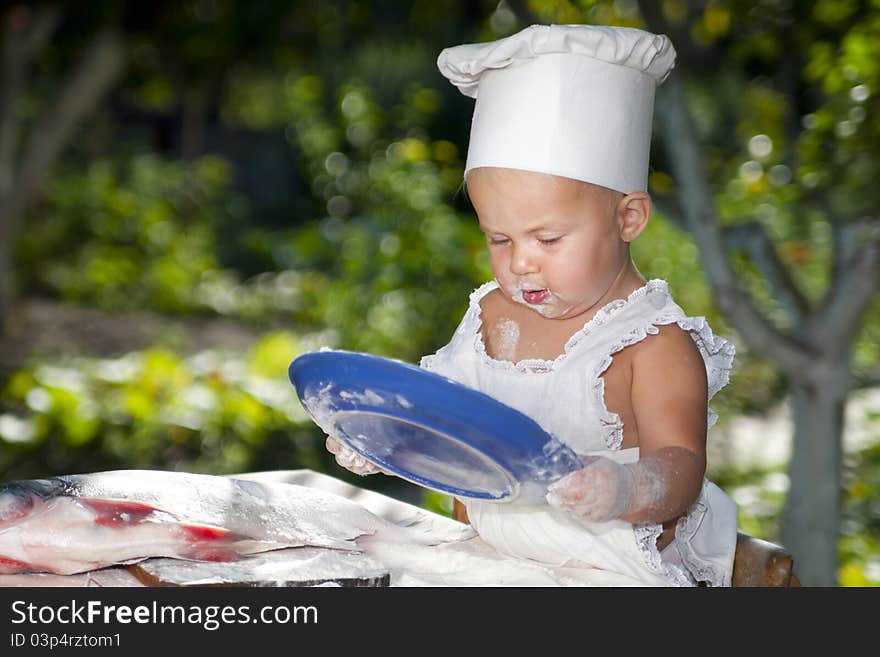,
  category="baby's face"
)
[467,167,629,320]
